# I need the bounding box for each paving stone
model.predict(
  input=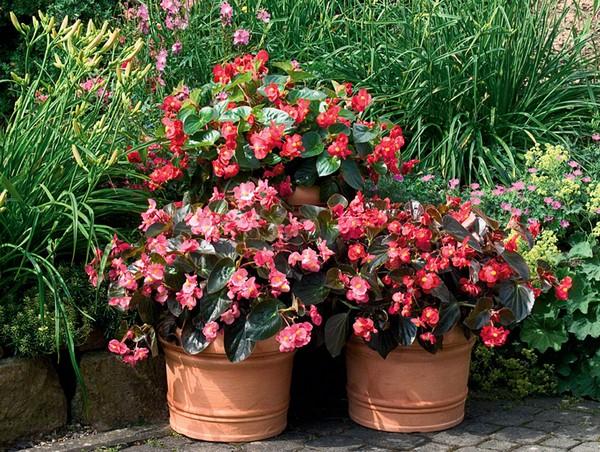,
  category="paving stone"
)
[490,426,549,444]
[523,420,559,432]
[477,438,518,450]
[571,442,600,452]
[242,433,306,451]
[511,446,559,452]
[553,422,600,441]
[180,444,240,452]
[430,430,486,447]
[342,424,428,450]
[304,434,364,450]
[411,442,452,451]
[540,435,580,449]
